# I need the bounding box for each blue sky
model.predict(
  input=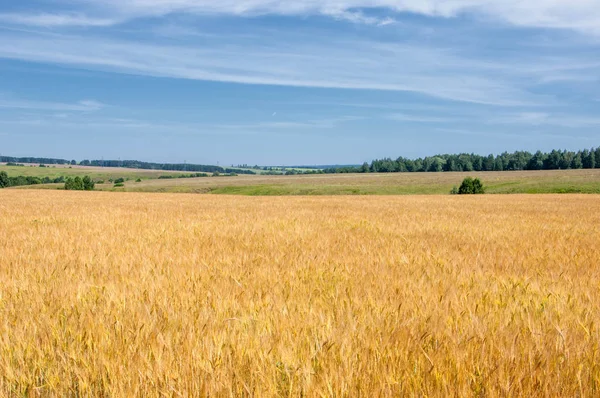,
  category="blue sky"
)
[0,1,599,165]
